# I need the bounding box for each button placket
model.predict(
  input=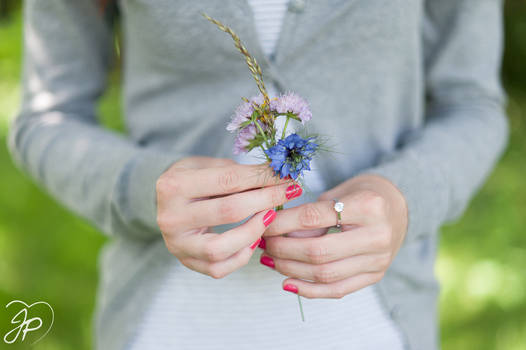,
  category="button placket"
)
[288,0,306,13]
